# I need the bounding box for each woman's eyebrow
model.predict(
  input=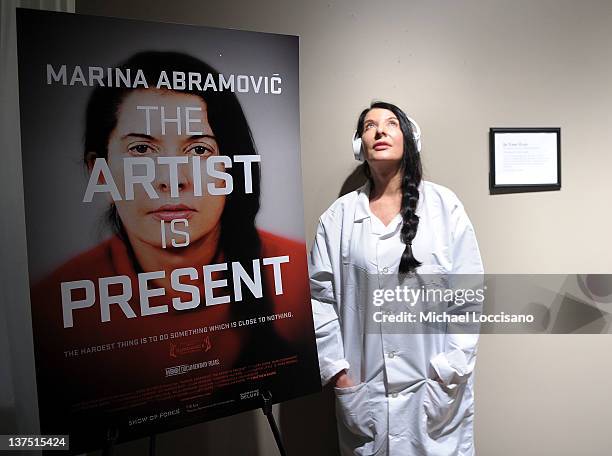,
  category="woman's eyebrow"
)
[120,133,217,142]
[366,116,398,123]
[184,134,217,142]
[121,133,156,141]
